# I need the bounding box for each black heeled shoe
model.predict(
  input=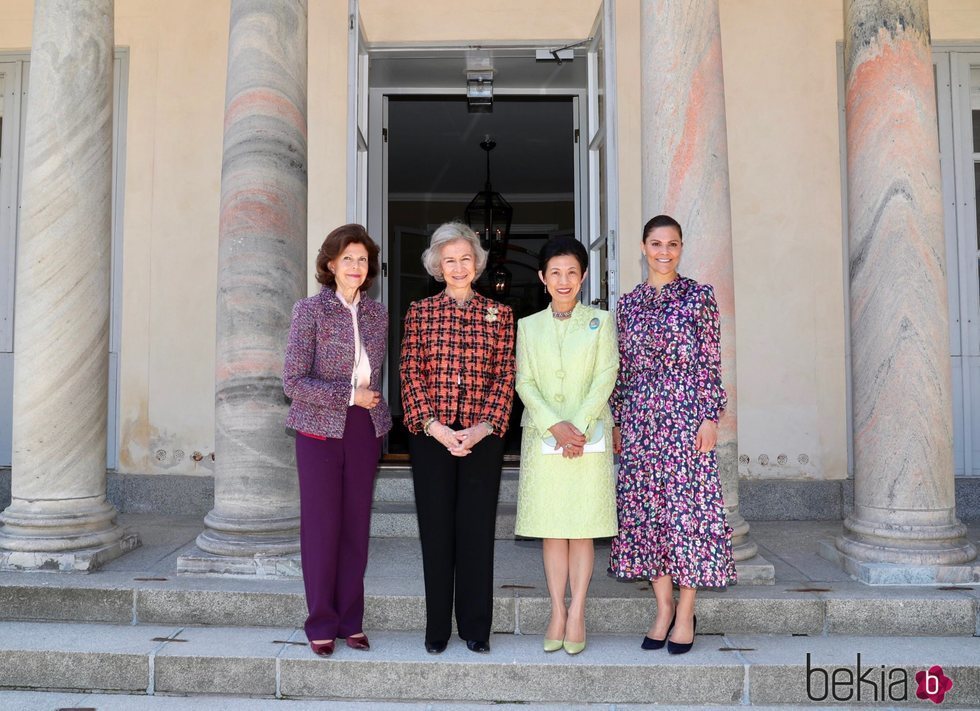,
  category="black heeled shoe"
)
[667,614,697,655]
[641,611,676,650]
[465,639,491,653]
[425,639,448,654]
